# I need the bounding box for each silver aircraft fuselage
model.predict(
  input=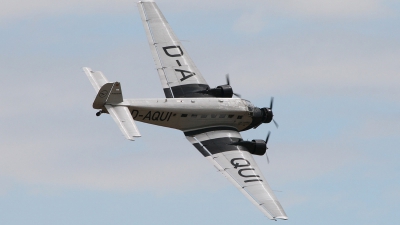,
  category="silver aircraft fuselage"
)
[116,98,253,131]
